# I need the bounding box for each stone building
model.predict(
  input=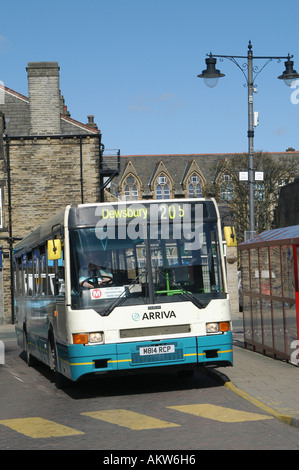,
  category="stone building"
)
[0,62,104,324]
[107,151,299,202]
